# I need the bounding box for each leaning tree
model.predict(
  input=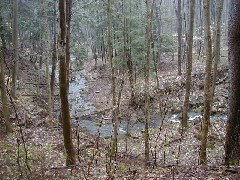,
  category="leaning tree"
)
[225,0,240,165]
